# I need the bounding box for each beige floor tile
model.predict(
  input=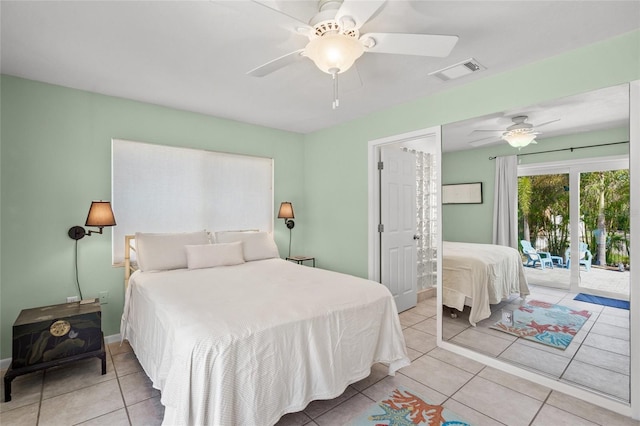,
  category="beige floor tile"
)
[411,318,437,335]
[303,386,358,419]
[77,408,131,425]
[573,344,630,375]
[411,303,438,318]
[119,370,161,406]
[399,310,428,327]
[351,363,388,391]
[561,360,629,401]
[39,379,124,426]
[314,393,373,426]
[589,321,630,340]
[0,371,43,413]
[442,399,506,426]
[582,333,629,356]
[128,395,164,426]
[601,306,629,318]
[442,320,470,340]
[546,391,640,426]
[362,373,447,405]
[108,340,133,356]
[399,354,473,396]
[426,347,485,374]
[450,328,513,357]
[498,342,570,378]
[452,376,543,426]
[595,313,629,328]
[0,401,39,426]
[42,356,115,399]
[532,404,599,426]
[405,347,423,361]
[478,366,551,401]
[402,328,437,353]
[112,351,144,377]
[274,410,312,426]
